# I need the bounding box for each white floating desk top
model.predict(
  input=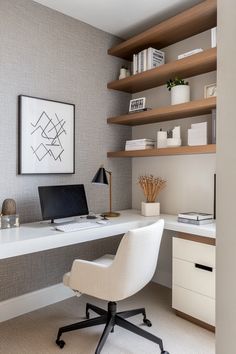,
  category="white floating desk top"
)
[0,209,215,260]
